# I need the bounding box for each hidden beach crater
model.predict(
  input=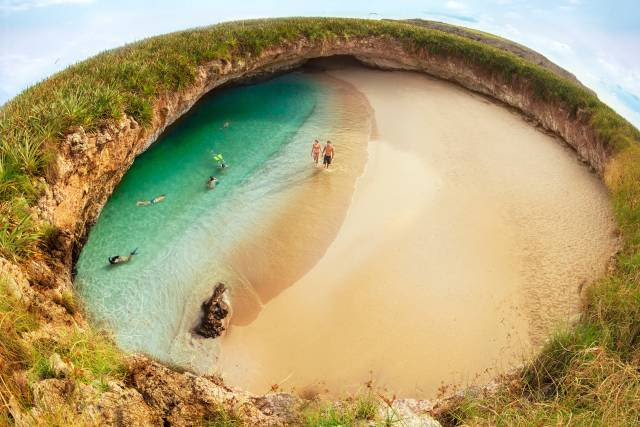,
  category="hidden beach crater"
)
[2,17,640,426]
